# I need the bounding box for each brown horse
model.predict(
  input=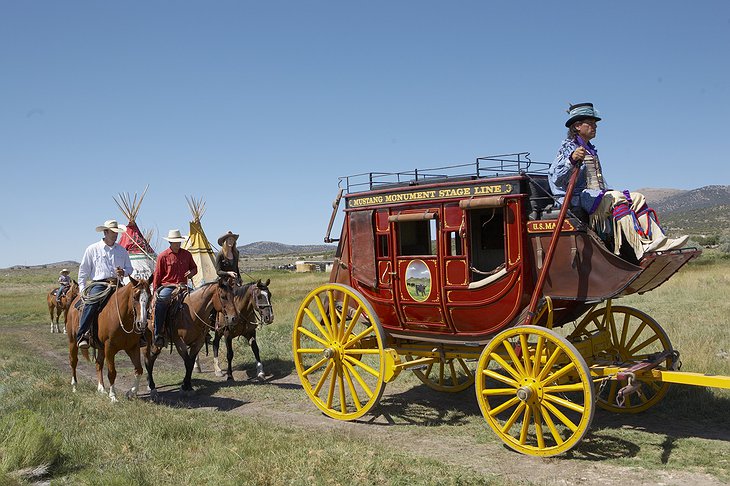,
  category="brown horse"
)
[66,277,152,402]
[145,280,238,397]
[47,280,79,333]
[212,279,274,381]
